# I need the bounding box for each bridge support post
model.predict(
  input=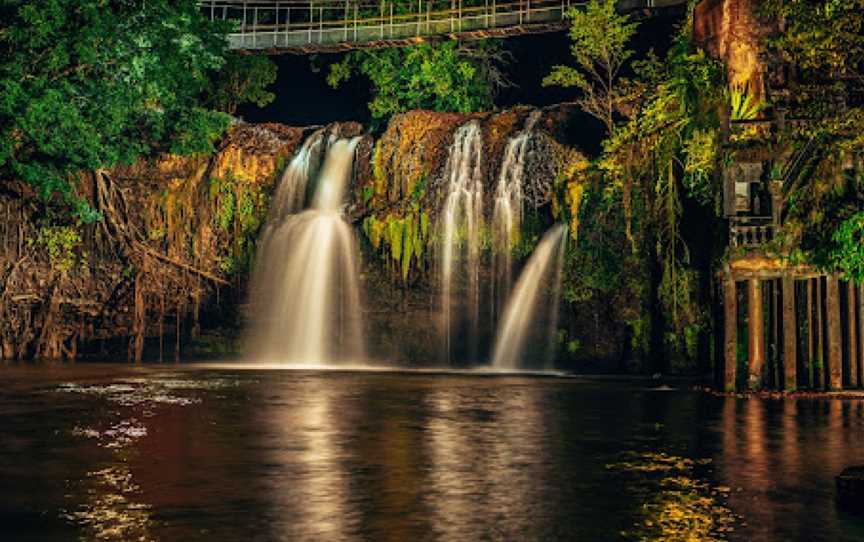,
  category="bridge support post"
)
[451,0,455,31]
